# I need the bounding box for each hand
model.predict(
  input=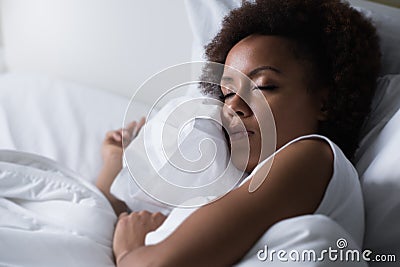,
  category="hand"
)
[101,117,146,162]
[113,211,167,264]
[97,117,146,215]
